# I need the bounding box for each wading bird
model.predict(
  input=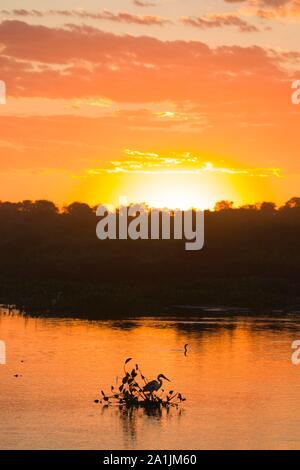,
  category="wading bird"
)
[171,344,188,355]
[143,374,171,393]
